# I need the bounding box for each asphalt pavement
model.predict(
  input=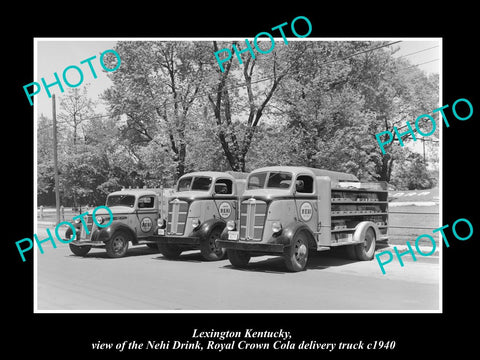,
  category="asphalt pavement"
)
[34,225,440,312]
